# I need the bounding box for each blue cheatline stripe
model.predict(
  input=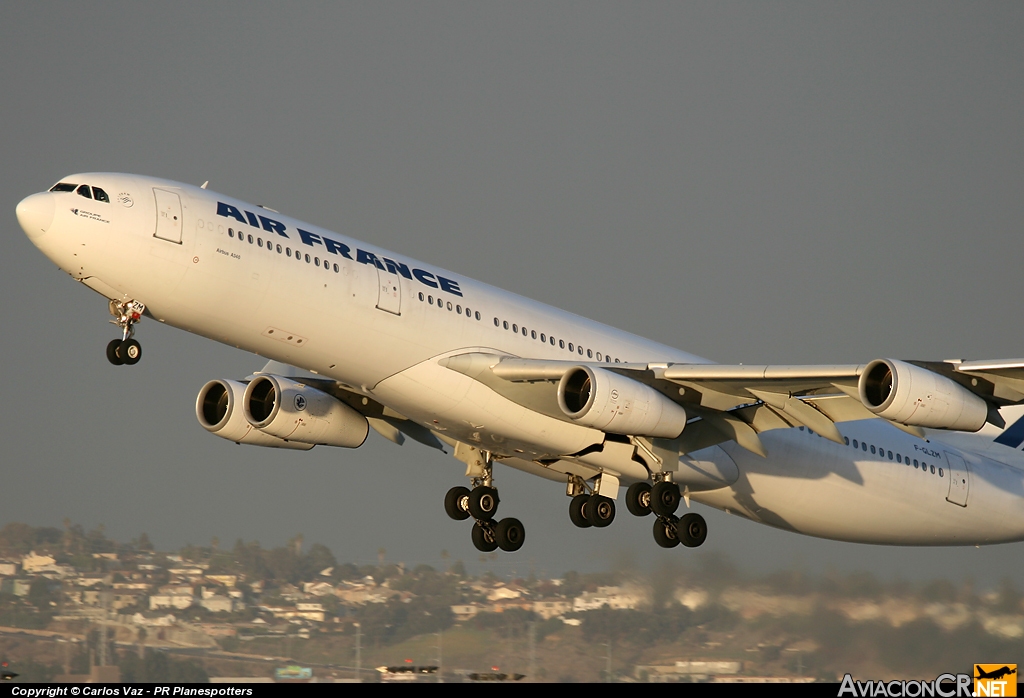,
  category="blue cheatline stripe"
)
[994,414,1024,448]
